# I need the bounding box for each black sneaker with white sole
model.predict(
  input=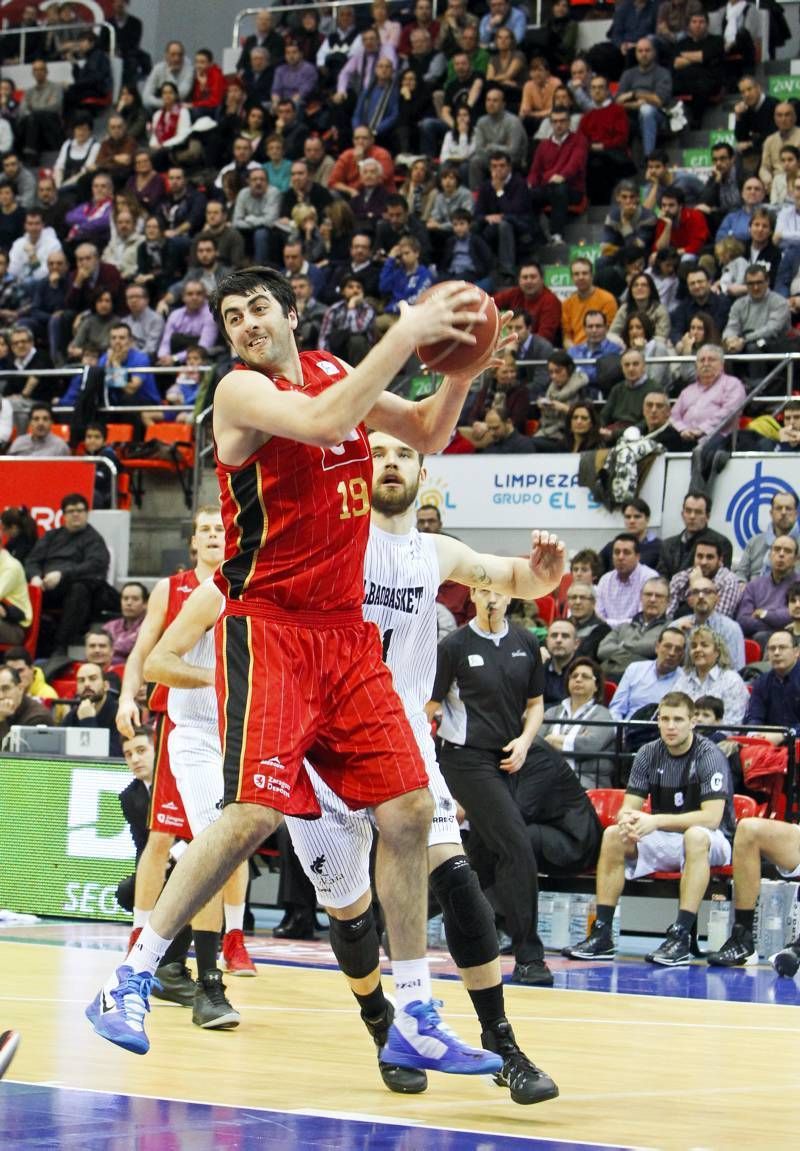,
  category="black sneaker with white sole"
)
[564,924,615,961]
[773,941,800,978]
[482,1021,559,1106]
[192,969,241,1029]
[361,1001,428,1094]
[152,961,196,1006]
[706,923,756,967]
[645,924,691,967]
